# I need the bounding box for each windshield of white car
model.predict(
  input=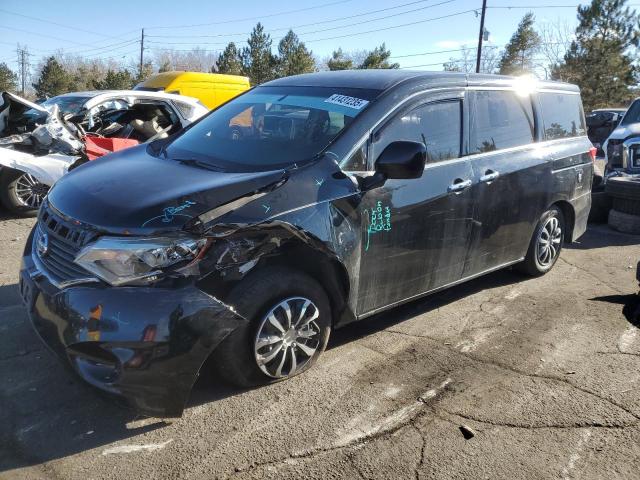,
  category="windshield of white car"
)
[22,96,88,119]
[163,85,380,172]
